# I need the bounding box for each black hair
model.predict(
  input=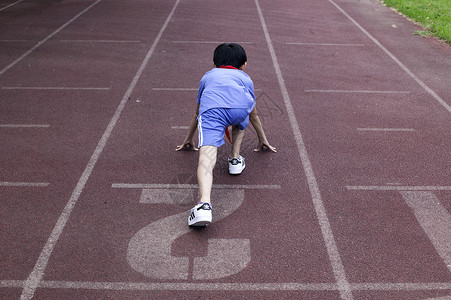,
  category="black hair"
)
[213,43,247,69]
